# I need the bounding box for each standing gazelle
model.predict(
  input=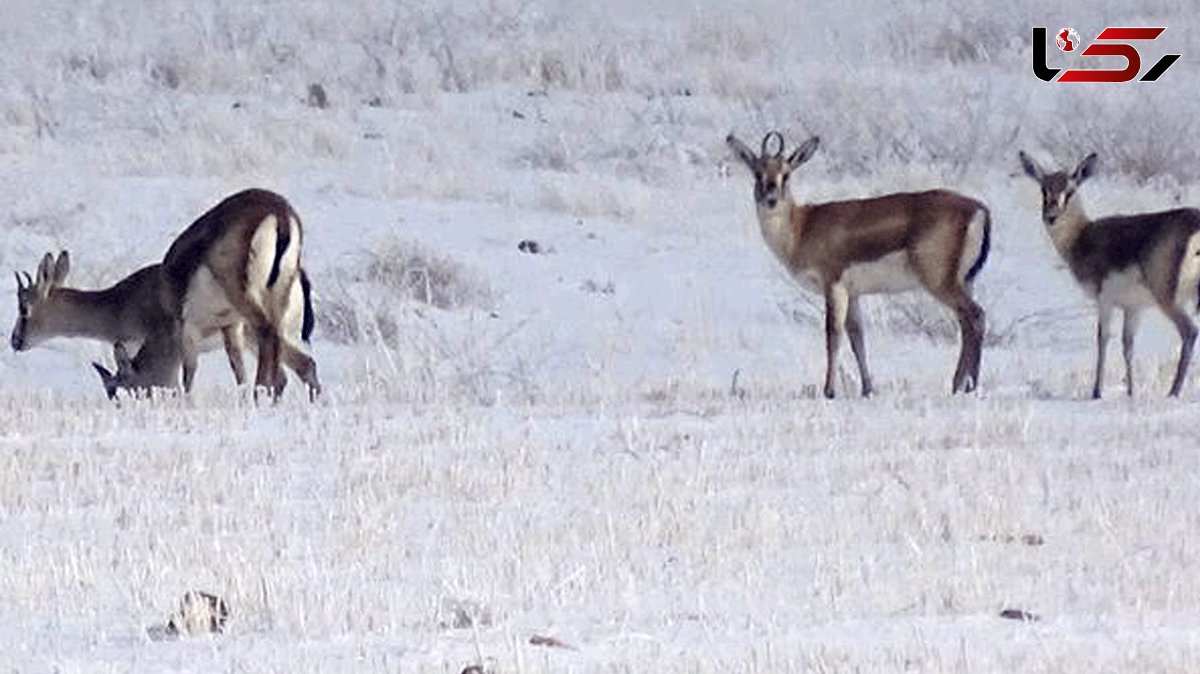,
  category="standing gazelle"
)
[1018,151,1200,397]
[727,131,991,397]
[160,188,320,398]
[91,267,314,399]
